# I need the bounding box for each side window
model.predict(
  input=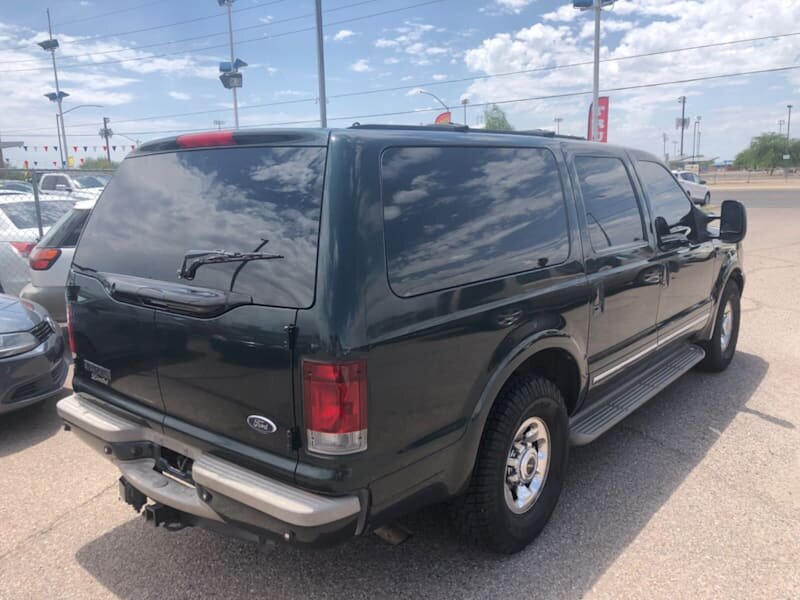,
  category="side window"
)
[40,176,55,191]
[637,161,694,228]
[574,156,646,251]
[55,176,70,189]
[381,146,570,297]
